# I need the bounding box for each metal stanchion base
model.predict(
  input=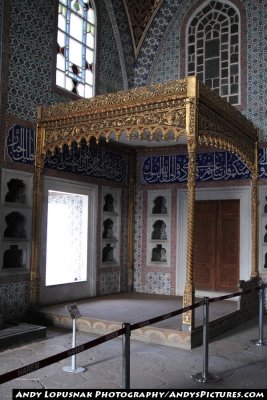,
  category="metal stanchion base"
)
[251,339,267,346]
[191,372,220,383]
[63,366,86,373]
